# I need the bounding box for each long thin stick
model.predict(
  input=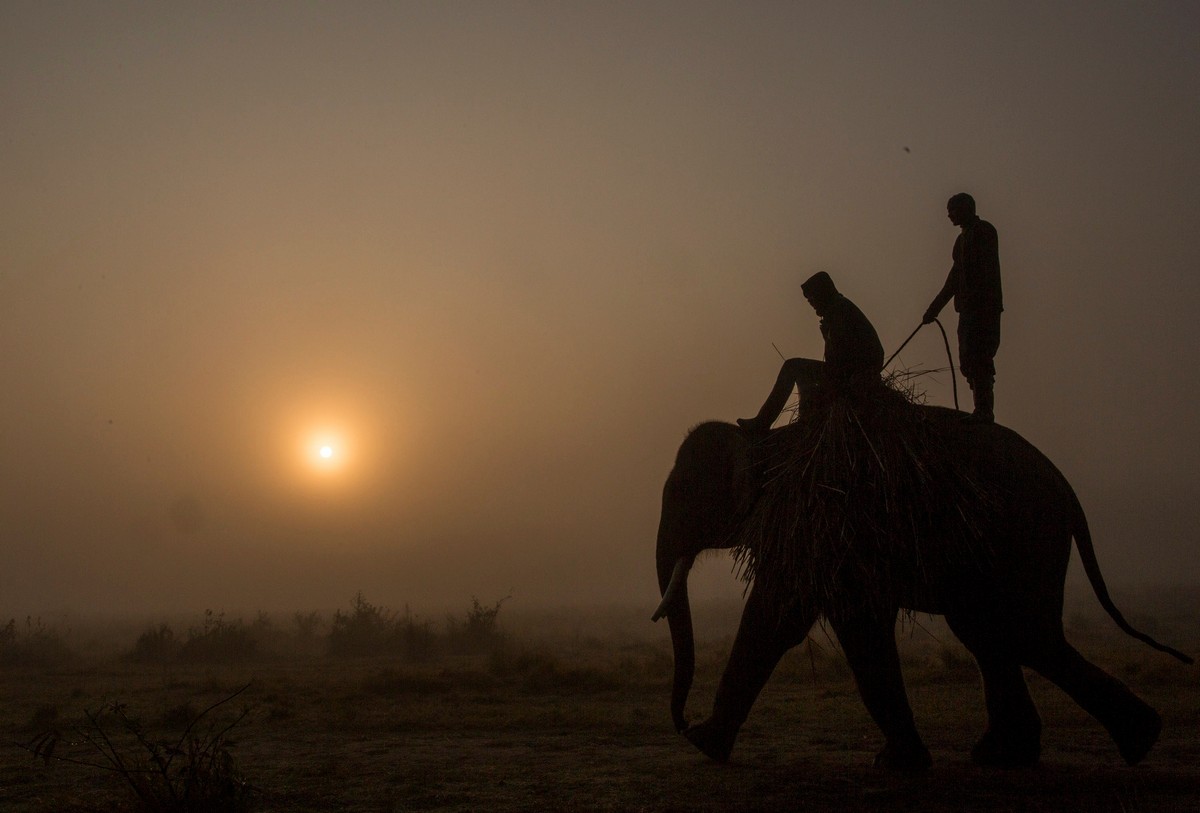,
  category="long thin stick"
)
[883,324,923,370]
[884,320,960,411]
